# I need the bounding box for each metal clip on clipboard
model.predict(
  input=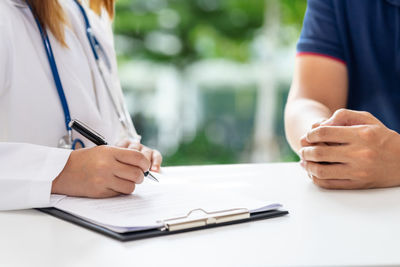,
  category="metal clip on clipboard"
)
[159,208,250,232]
